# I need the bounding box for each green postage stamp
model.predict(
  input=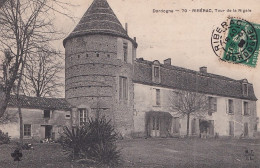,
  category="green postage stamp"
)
[211,17,260,67]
